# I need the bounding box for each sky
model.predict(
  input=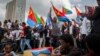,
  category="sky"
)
[0,0,98,22]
